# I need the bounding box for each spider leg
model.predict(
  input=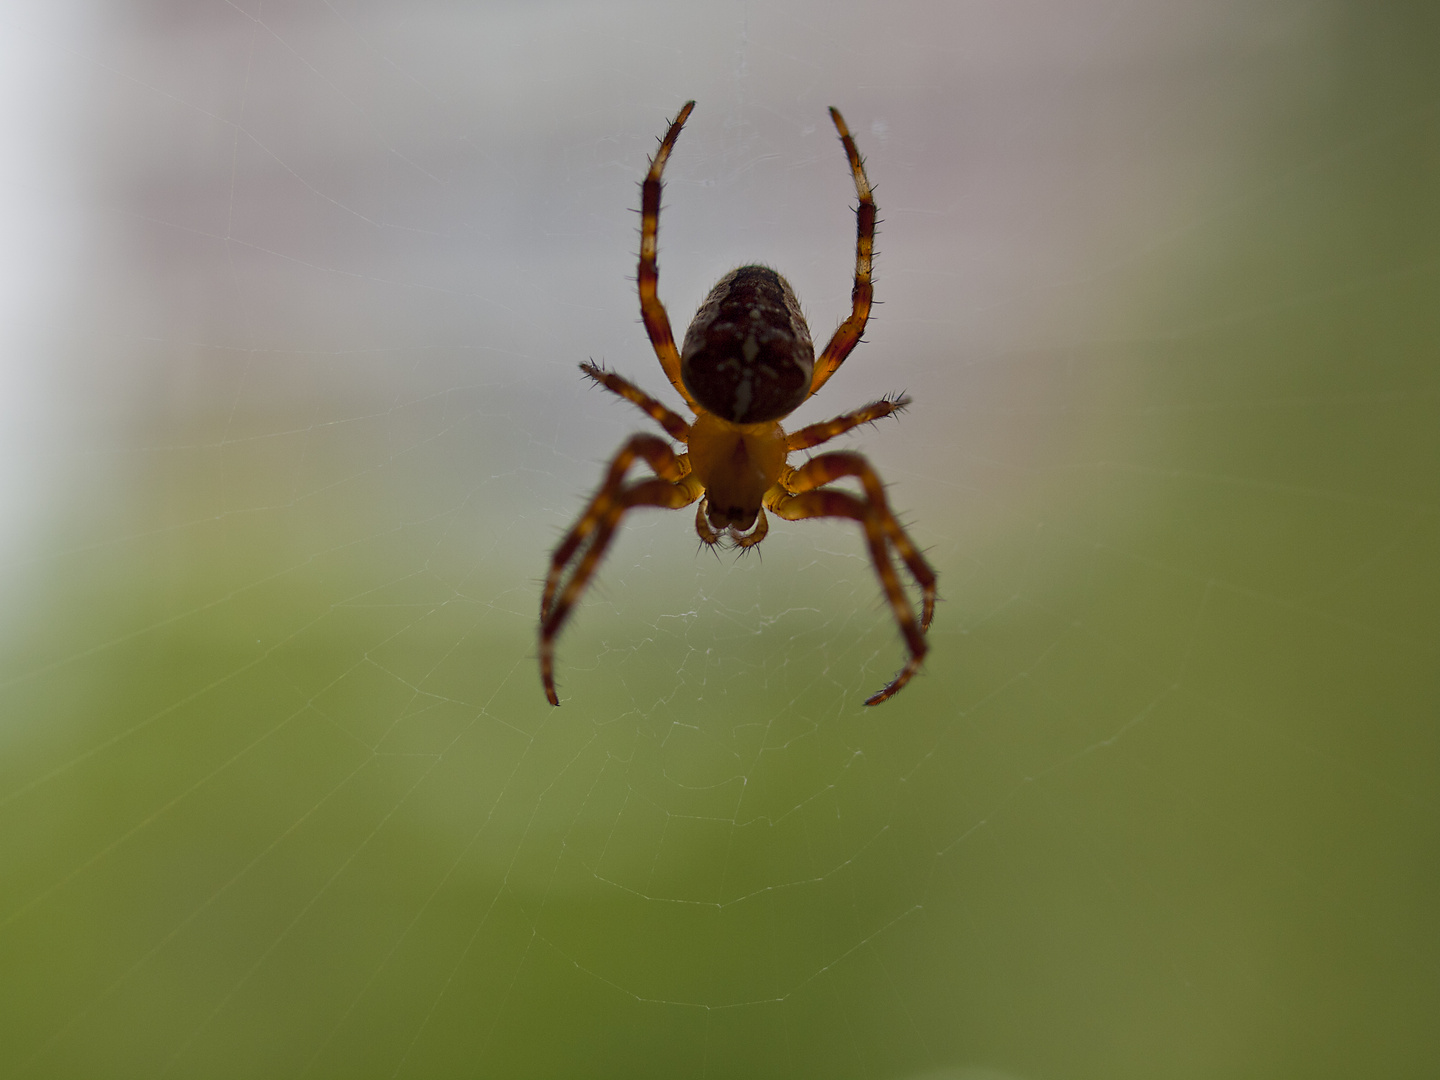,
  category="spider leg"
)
[768,451,936,705]
[786,394,910,452]
[808,107,876,399]
[638,102,701,411]
[581,361,691,440]
[541,434,692,621]
[781,450,937,630]
[541,434,703,705]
